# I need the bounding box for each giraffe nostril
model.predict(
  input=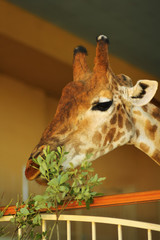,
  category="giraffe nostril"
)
[29,145,45,160]
[31,151,41,159]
